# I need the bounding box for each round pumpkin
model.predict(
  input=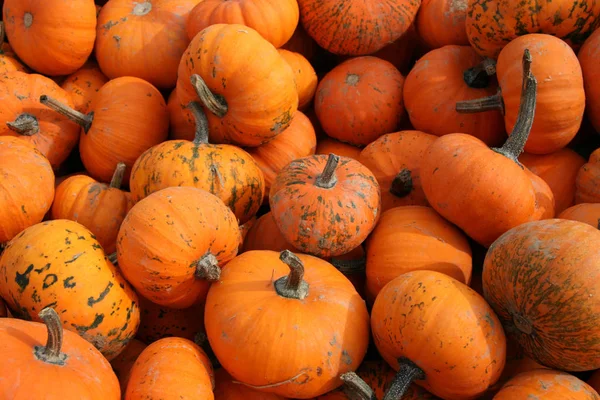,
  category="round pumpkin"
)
[136,296,205,344]
[214,368,287,400]
[167,87,195,141]
[278,49,318,109]
[60,59,109,113]
[494,369,600,399]
[110,338,147,395]
[576,148,600,204]
[416,0,470,49]
[559,203,600,229]
[579,28,600,133]
[241,211,298,253]
[316,138,361,160]
[205,250,370,398]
